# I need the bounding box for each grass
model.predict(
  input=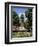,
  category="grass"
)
[11,32,32,38]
